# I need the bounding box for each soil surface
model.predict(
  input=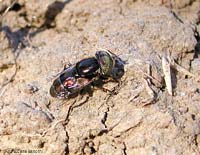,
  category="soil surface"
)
[0,0,200,155]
